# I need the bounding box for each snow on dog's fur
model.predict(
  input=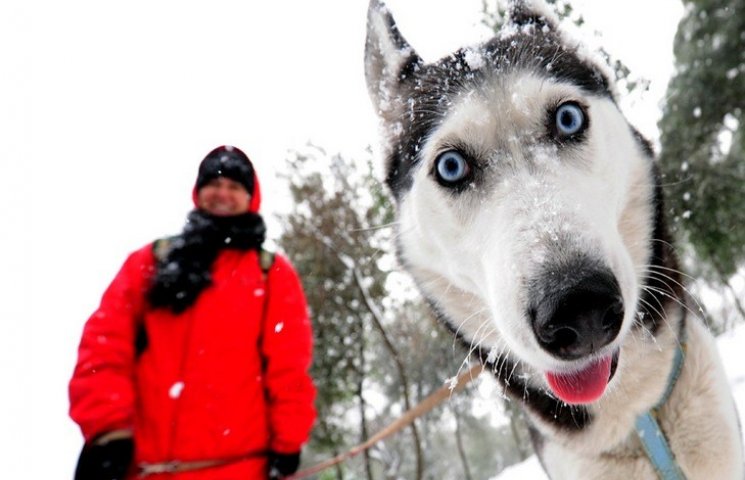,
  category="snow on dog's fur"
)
[364,0,744,478]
